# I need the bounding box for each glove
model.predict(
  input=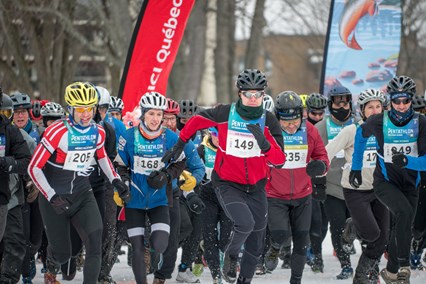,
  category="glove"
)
[25,180,39,203]
[0,156,15,172]
[306,160,326,178]
[112,179,131,202]
[113,191,124,207]
[349,170,362,188]
[179,170,197,192]
[392,149,408,168]
[246,124,270,152]
[147,170,169,189]
[312,183,327,202]
[50,195,71,215]
[186,192,206,214]
[161,138,186,163]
